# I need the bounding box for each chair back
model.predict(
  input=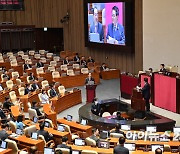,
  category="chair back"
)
[41,80,49,89]
[24,125,37,137]
[85,137,96,146]
[39,50,45,55]
[50,61,57,67]
[18,87,25,96]
[67,69,74,76]
[5,139,19,154]
[9,91,17,102]
[53,56,60,61]
[22,55,29,60]
[81,68,89,74]
[110,133,124,138]
[17,51,24,56]
[6,80,14,89]
[56,148,70,154]
[40,57,46,63]
[102,112,111,117]
[60,124,71,133]
[58,85,65,95]
[34,54,41,59]
[9,121,17,133]
[73,63,80,69]
[9,56,16,61]
[12,71,19,78]
[45,119,54,128]
[0,57,4,62]
[61,65,68,71]
[7,52,13,57]
[46,53,53,59]
[36,67,44,75]
[48,66,55,72]
[52,71,60,78]
[28,108,38,120]
[29,50,35,56]
[10,60,18,66]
